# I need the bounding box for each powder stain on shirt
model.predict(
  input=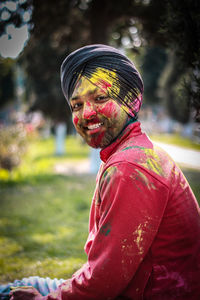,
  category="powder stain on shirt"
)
[141,148,164,177]
[121,145,145,152]
[135,169,157,190]
[153,265,188,293]
[100,223,111,236]
[121,243,134,257]
[133,223,145,256]
[101,166,118,185]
